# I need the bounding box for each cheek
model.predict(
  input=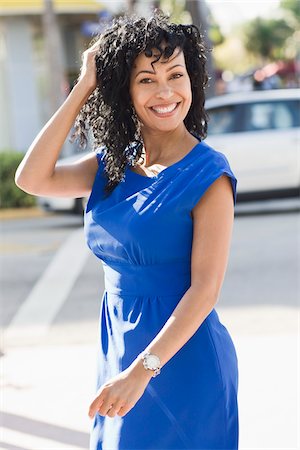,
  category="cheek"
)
[182,78,192,97]
[181,80,192,108]
[131,88,149,112]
